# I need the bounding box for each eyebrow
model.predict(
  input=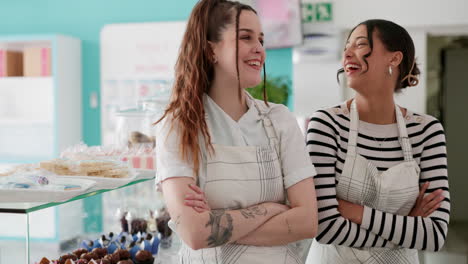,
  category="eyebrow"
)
[239,28,264,37]
[346,36,368,43]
